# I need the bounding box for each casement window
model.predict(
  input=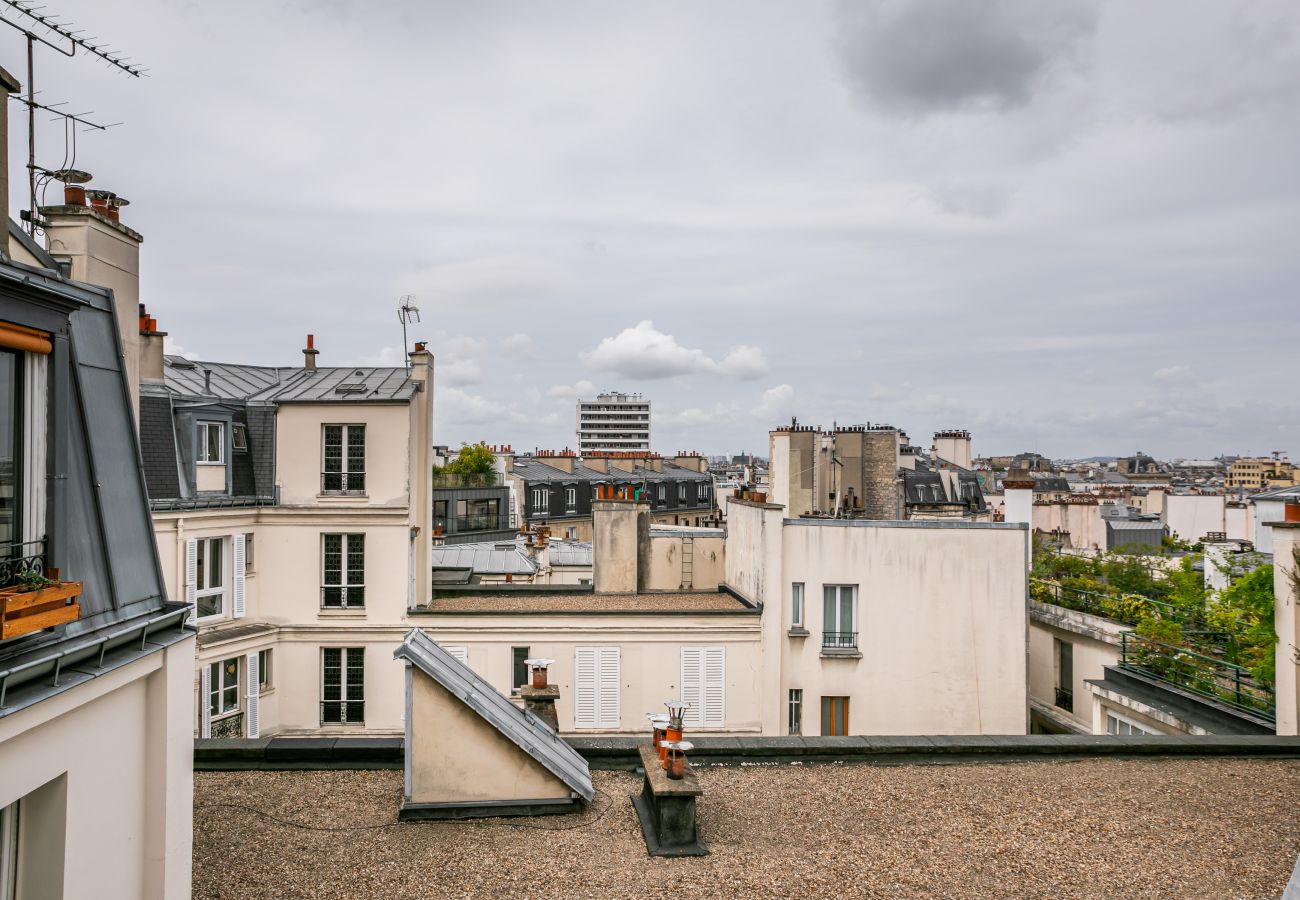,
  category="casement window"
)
[574,646,620,729]
[821,696,850,736]
[680,646,725,728]
[699,483,710,502]
[791,582,805,628]
[657,484,665,503]
[244,533,255,574]
[512,646,530,692]
[193,537,226,620]
[822,584,857,649]
[257,649,271,692]
[788,689,803,735]
[1106,711,1158,736]
[1055,639,1074,713]
[197,421,224,464]
[322,424,366,492]
[565,486,577,510]
[531,488,549,512]
[678,483,687,501]
[231,422,248,452]
[565,527,578,540]
[322,533,365,608]
[321,647,365,725]
[207,657,240,718]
